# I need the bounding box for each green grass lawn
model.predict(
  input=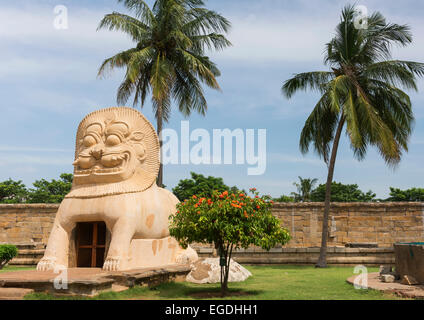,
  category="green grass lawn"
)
[0,266,35,273]
[23,265,402,300]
